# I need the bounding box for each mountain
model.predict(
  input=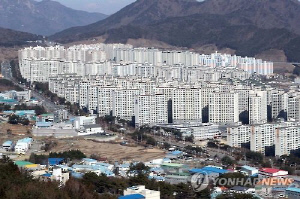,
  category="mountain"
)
[0,0,107,36]
[0,27,41,46]
[50,0,300,62]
